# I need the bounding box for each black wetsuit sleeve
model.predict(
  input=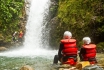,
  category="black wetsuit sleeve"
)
[79,48,86,61]
[58,43,63,59]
